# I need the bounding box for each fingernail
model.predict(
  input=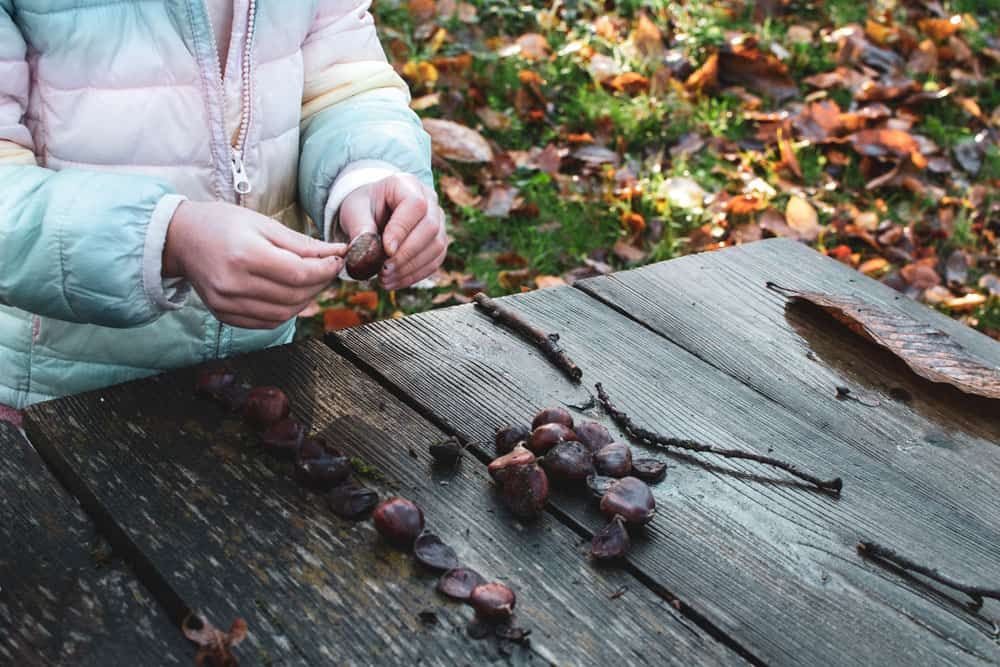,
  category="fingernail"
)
[383,262,394,273]
[387,239,399,255]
